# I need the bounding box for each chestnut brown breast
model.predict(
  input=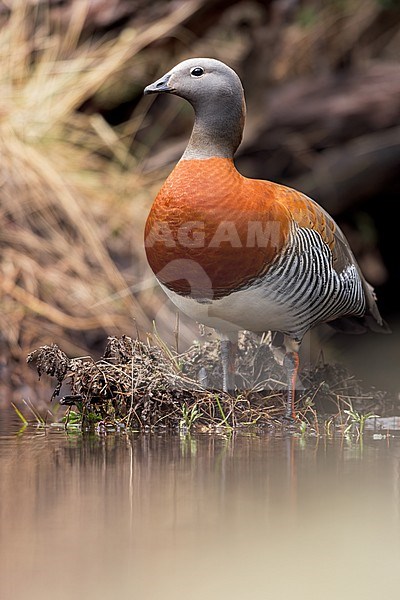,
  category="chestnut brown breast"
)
[144,158,296,299]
